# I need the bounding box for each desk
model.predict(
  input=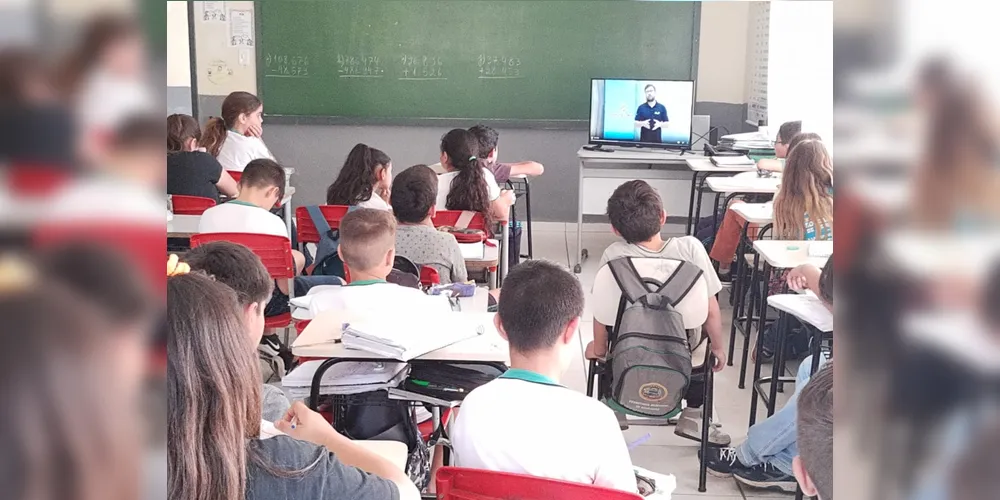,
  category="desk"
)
[684,158,759,236]
[576,148,703,273]
[464,239,501,289]
[166,214,200,238]
[508,174,533,260]
[725,203,773,371]
[730,202,774,225]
